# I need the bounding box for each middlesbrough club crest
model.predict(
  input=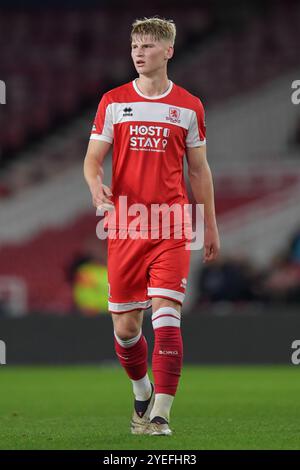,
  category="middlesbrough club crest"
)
[167,107,181,123]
